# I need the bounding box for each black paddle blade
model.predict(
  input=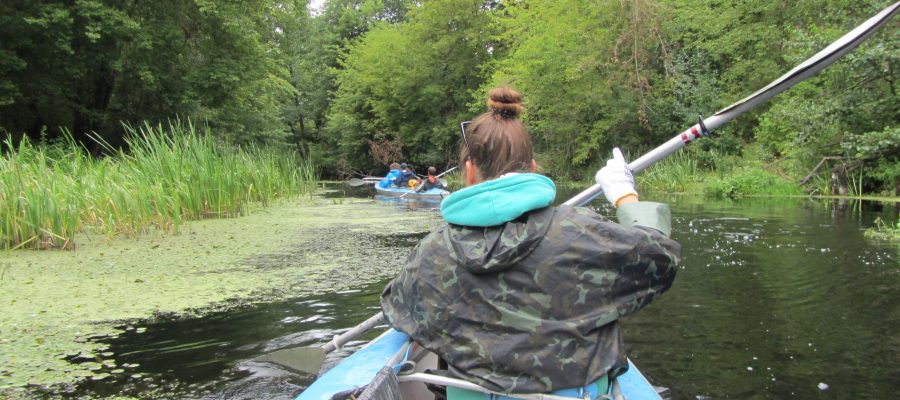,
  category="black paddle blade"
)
[254,346,326,375]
